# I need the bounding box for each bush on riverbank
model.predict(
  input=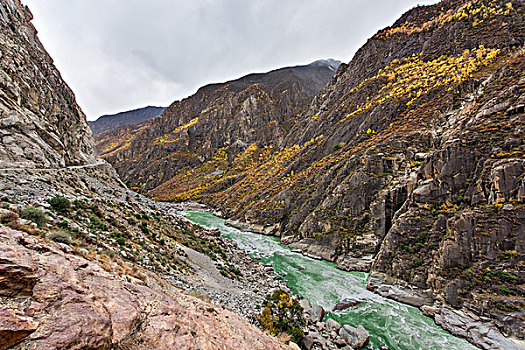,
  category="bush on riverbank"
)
[256,289,305,343]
